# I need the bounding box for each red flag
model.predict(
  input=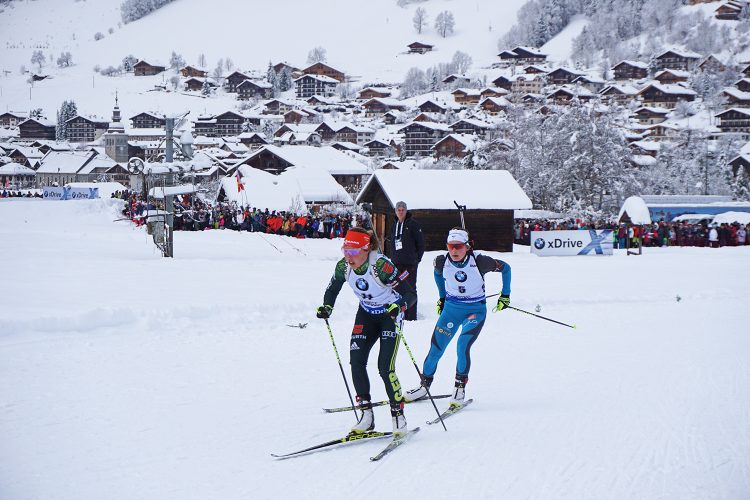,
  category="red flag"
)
[236,172,244,193]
